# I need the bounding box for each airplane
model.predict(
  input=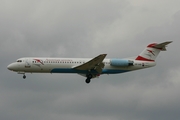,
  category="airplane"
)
[7,41,172,84]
